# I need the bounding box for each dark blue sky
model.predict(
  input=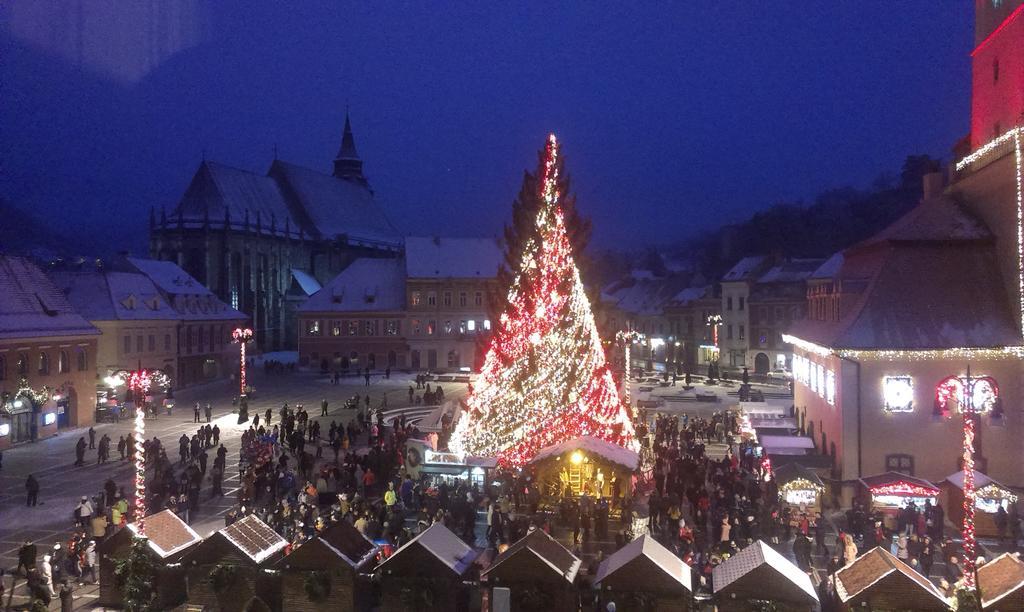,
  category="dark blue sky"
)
[1,2,972,253]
